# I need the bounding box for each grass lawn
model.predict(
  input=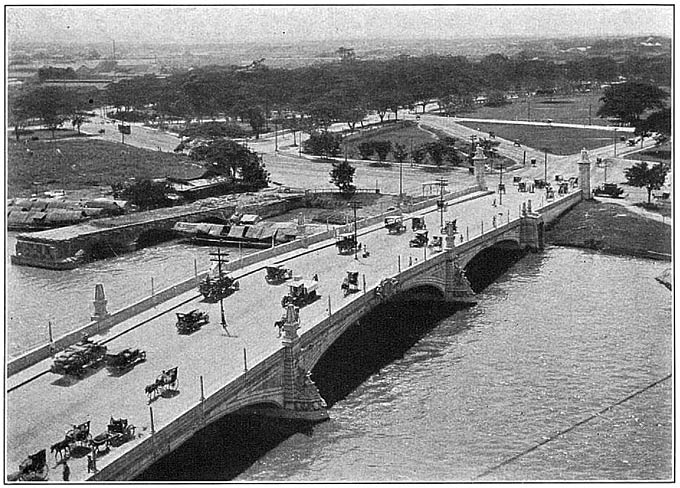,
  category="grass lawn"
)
[7,138,203,198]
[546,199,671,260]
[10,128,91,141]
[453,91,612,126]
[624,141,672,164]
[456,121,617,155]
[342,121,436,161]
